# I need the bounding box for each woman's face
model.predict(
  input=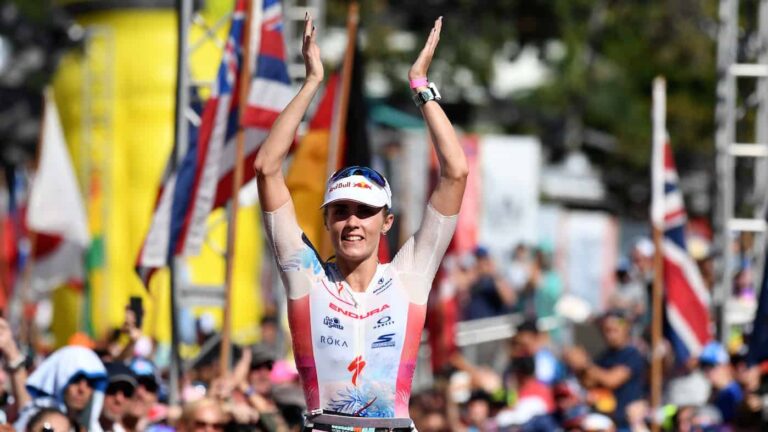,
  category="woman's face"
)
[326,201,393,263]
